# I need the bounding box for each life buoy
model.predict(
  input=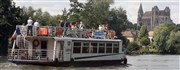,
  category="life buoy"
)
[33,39,40,47]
